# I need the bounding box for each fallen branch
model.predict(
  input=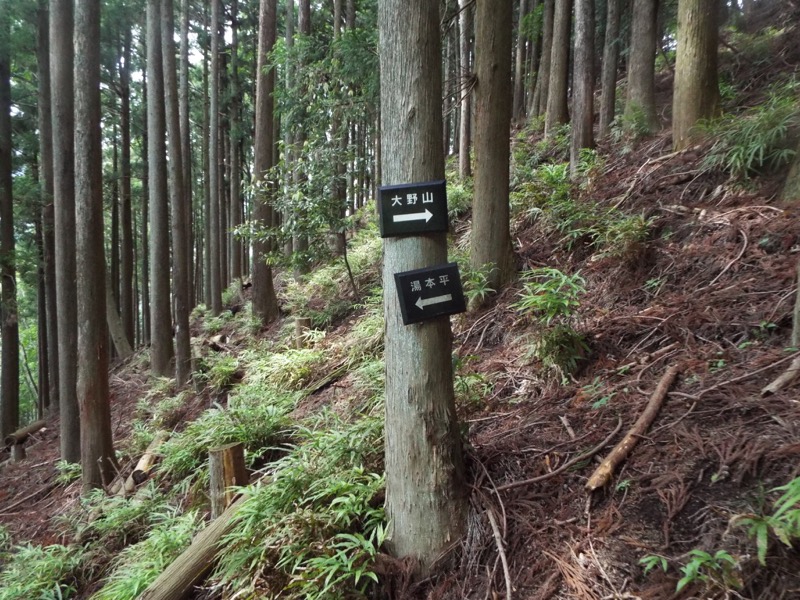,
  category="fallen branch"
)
[497,418,623,493]
[761,355,800,396]
[586,365,680,491]
[683,351,800,400]
[486,507,512,600]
